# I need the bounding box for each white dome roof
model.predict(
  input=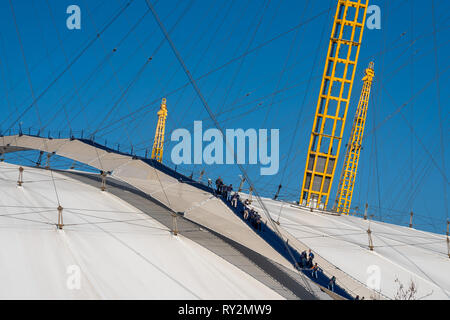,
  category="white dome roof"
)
[0,162,283,300]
